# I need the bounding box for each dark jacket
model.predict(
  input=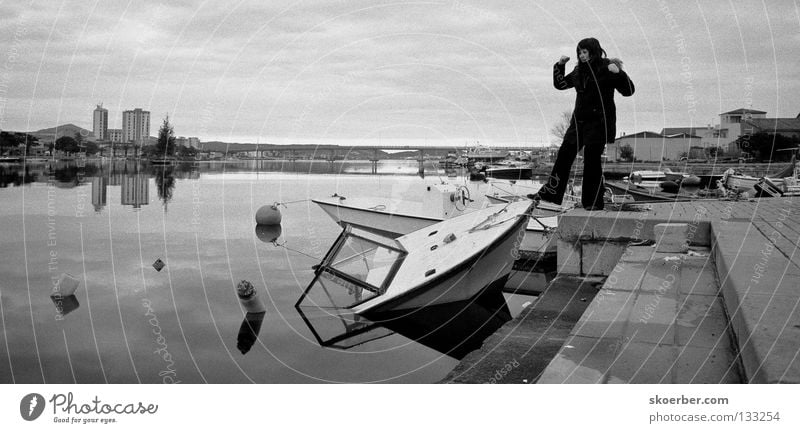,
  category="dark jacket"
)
[553,58,635,143]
